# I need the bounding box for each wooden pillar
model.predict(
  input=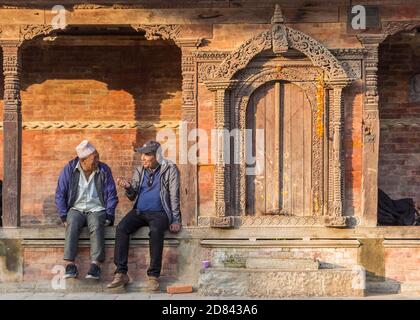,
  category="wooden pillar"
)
[325,79,349,227]
[1,40,22,227]
[175,39,201,226]
[357,34,387,227]
[206,80,235,228]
